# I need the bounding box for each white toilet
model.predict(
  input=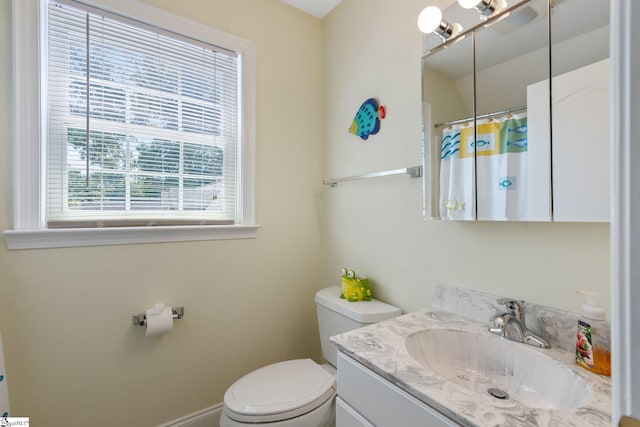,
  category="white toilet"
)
[220,286,401,427]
